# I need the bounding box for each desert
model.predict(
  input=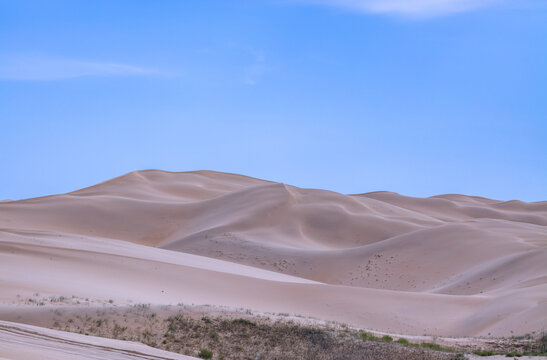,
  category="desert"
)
[0,170,545,359]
